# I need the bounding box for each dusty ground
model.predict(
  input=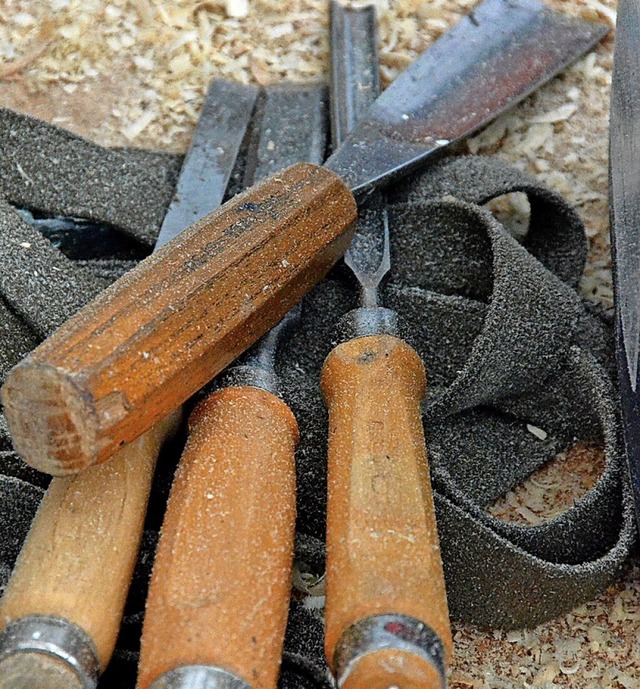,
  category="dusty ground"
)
[1,0,638,687]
